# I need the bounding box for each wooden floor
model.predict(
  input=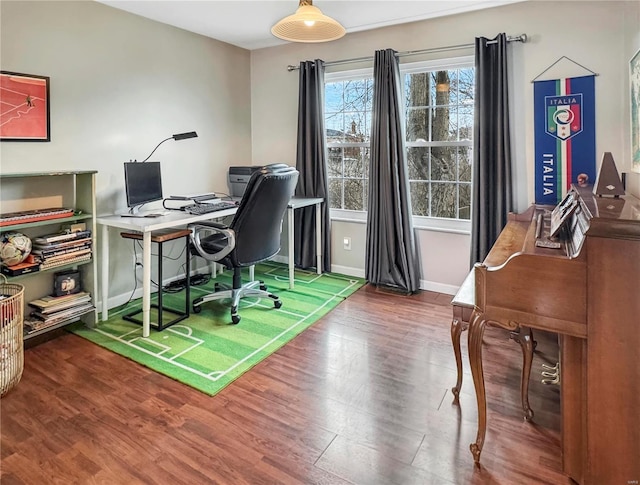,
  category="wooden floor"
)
[1,285,573,484]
